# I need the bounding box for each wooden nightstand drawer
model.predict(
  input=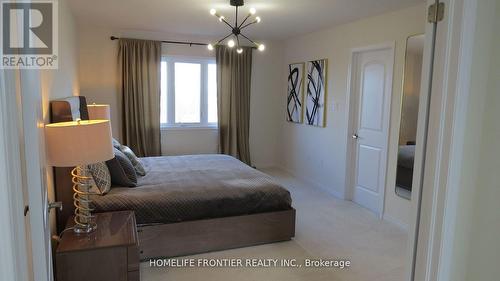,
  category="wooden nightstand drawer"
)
[56,247,128,281]
[128,270,140,281]
[56,211,140,281]
[128,245,140,271]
